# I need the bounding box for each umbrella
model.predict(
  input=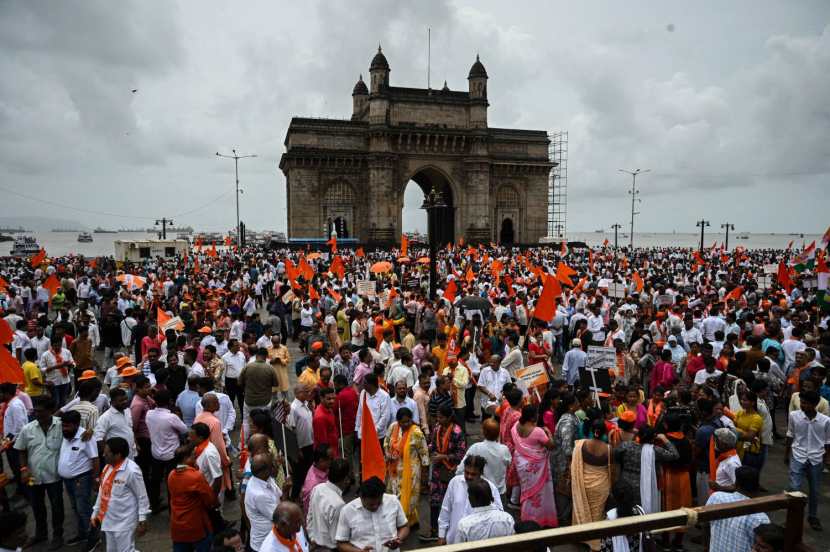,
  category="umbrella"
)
[116,273,146,290]
[397,256,411,263]
[306,252,322,260]
[458,295,492,313]
[416,257,430,264]
[370,261,393,273]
